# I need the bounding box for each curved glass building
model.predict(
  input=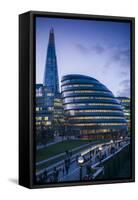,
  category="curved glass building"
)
[61,74,127,139]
